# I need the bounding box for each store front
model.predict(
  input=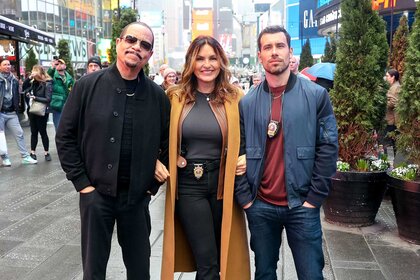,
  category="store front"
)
[0,15,55,78]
